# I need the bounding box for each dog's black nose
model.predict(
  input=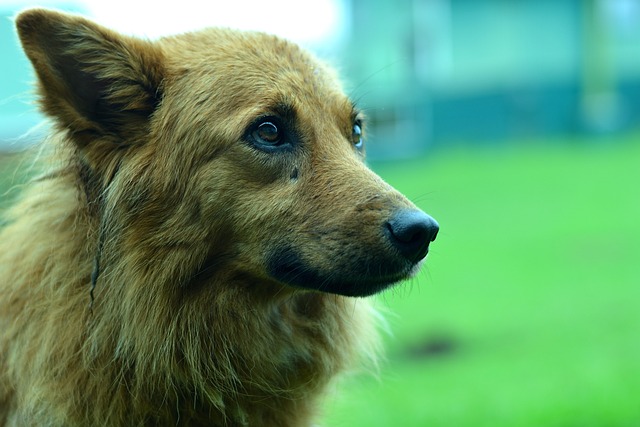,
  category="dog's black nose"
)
[386,210,439,262]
